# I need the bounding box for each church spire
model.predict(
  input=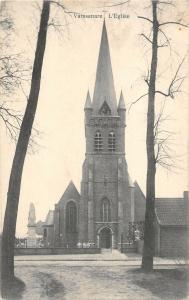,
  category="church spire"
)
[92,20,117,115]
[84,90,92,110]
[118,90,126,110]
